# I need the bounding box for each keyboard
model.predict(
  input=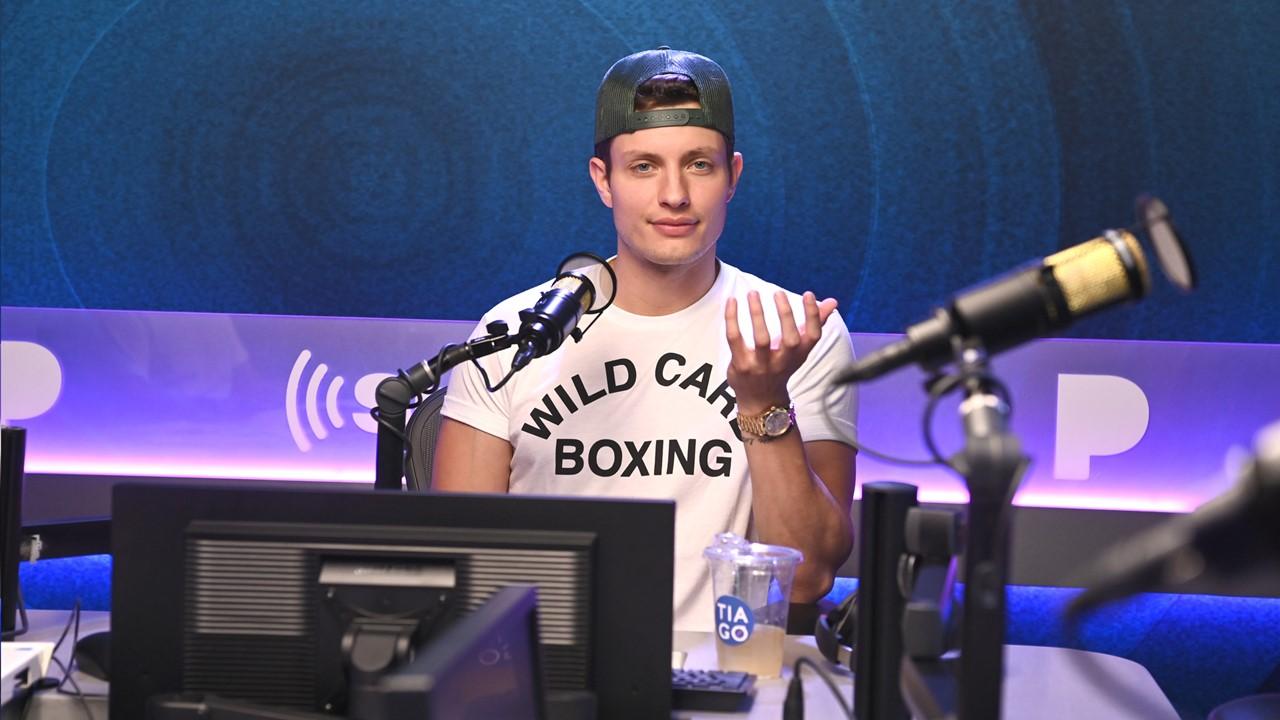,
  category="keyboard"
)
[671,667,756,712]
